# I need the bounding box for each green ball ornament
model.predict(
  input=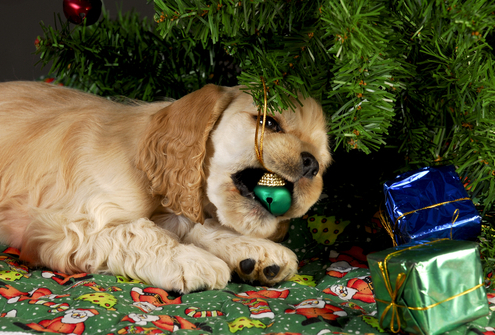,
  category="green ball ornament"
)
[253,173,292,216]
[254,185,292,216]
